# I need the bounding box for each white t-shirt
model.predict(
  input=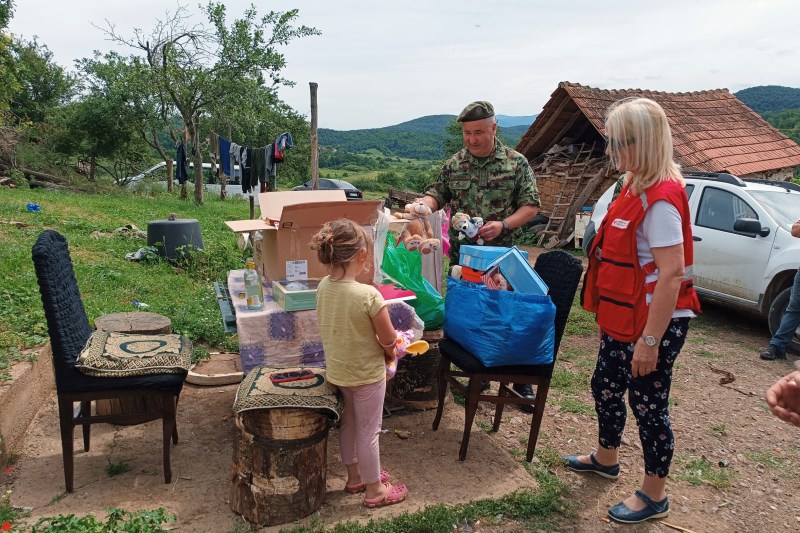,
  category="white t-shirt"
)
[636,200,696,318]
